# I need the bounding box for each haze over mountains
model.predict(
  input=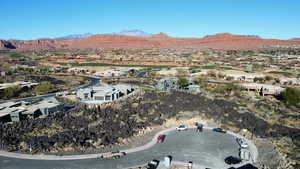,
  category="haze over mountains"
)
[1,30,300,50]
[55,30,152,39]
